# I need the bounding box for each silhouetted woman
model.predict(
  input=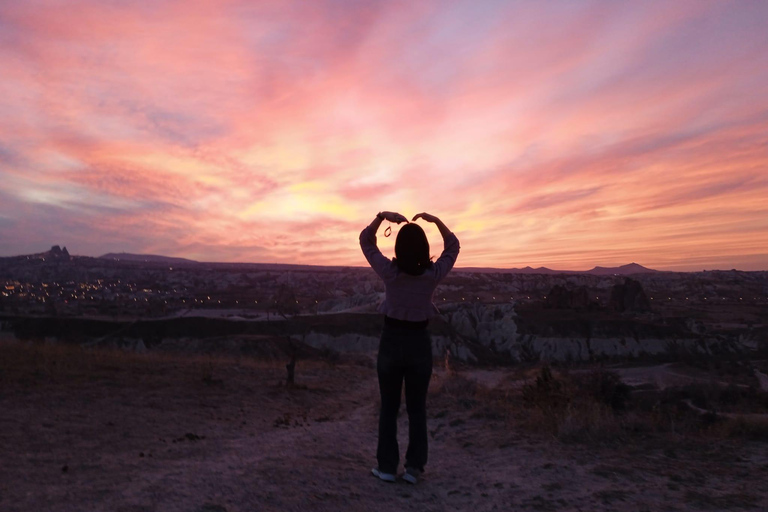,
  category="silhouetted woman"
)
[360,211,460,484]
